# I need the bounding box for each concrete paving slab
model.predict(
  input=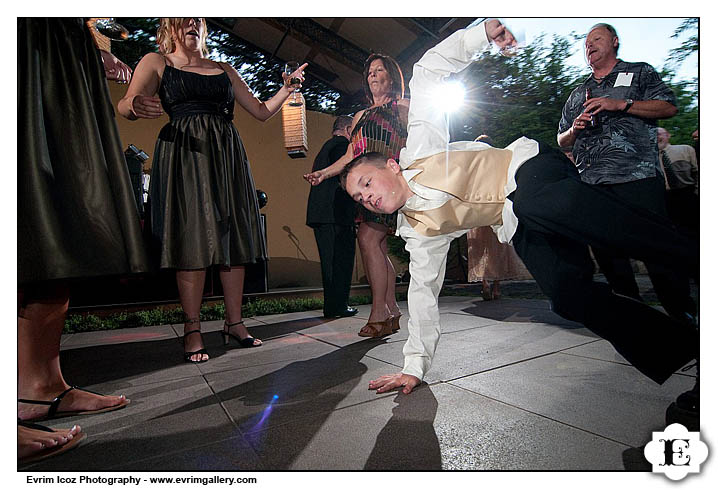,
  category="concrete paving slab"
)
[430,383,629,470]
[110,435,262,471]
[293,316,384,346]
[449,351,694,448]
[19,377,237,472]
[364,319,599,384]
[61,324,178,349]
[243,382,628,470]
[563,339,631,365]
[252,310,326,324]
[203,340,402,434]
[169,318,264,337]
[564,340,698,376]
[59,336,204,387]
[456,298,582,327]
[195,331,341,375]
